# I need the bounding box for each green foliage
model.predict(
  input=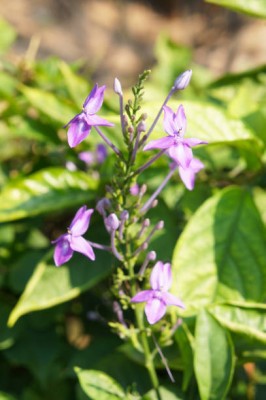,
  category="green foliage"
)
[0,12,266,400]
[205,0,266,18]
